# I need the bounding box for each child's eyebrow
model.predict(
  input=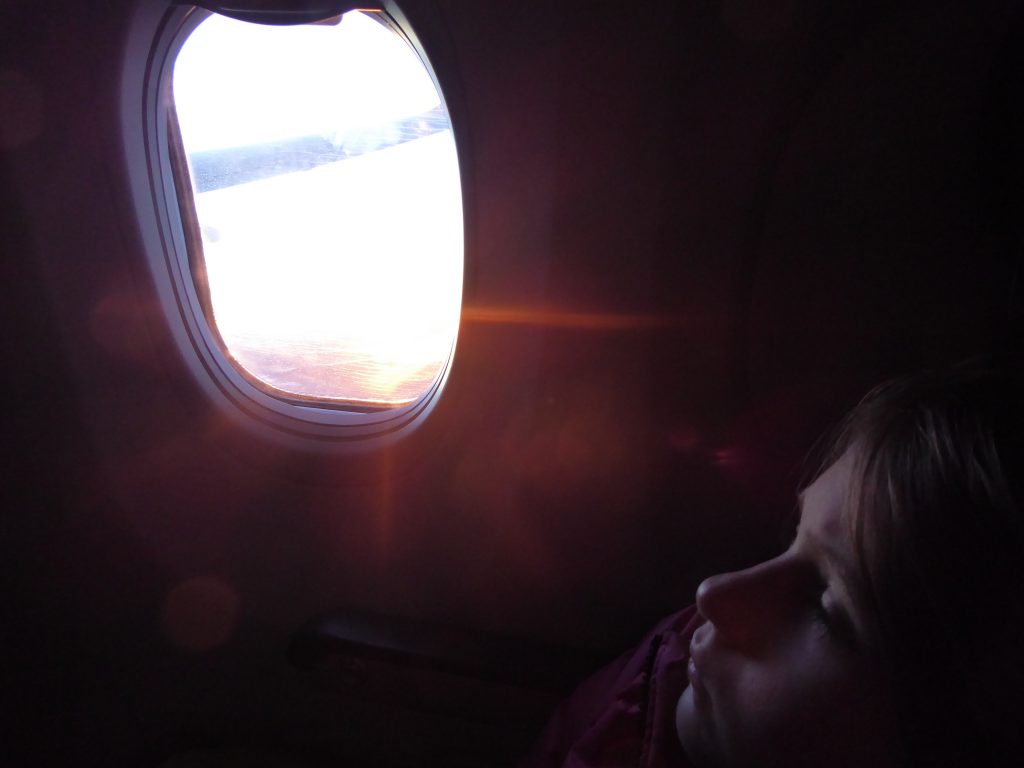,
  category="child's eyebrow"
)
[795,491,847,569]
